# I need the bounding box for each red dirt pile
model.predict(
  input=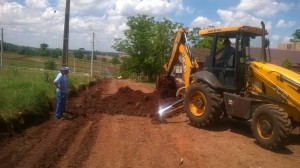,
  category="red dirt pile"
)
[156,76,177,98]
[98,86,159,117]
[66,80,159,118]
